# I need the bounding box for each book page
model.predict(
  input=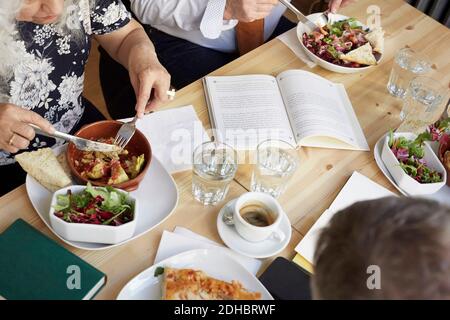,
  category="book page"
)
[276,70,369,151]
[204,75,296,150]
